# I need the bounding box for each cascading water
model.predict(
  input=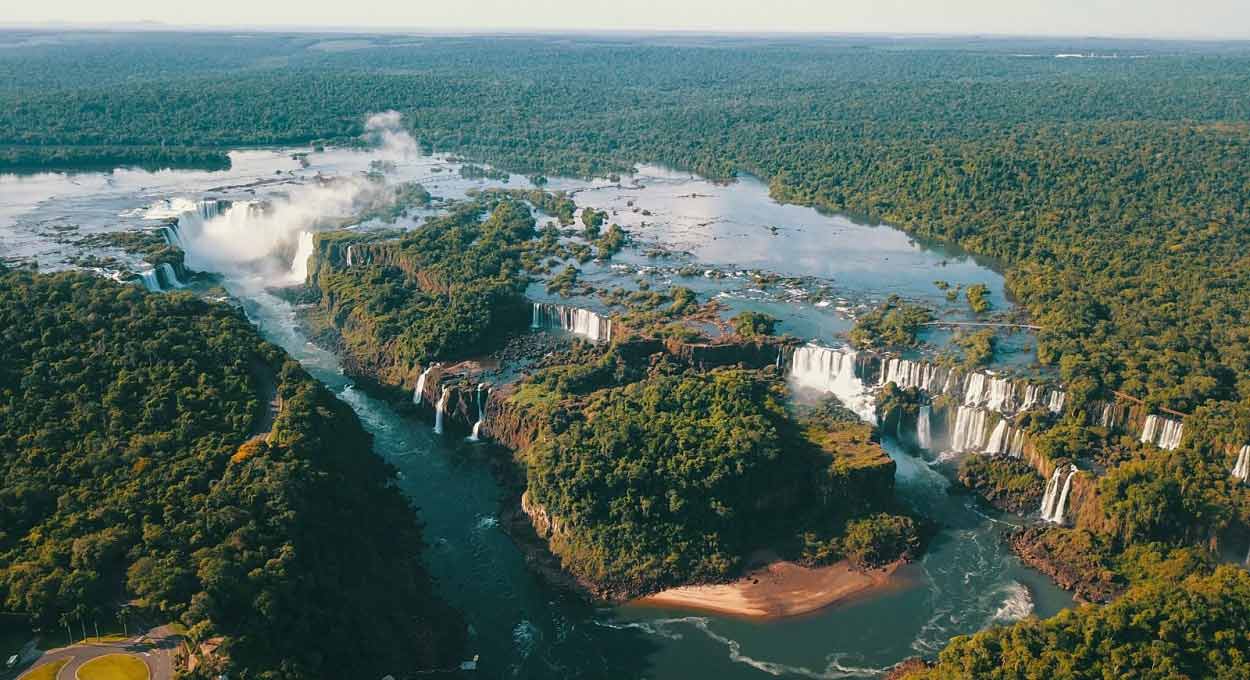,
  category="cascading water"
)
[433,386,450,435]
[789,344,877,423]
[950,406,990,452]
[137,269,161,292]
[1039,465,1078,524]
[880,358,948,394]
[1233,445,1250,483]
[1051,467,1078,525]
[1020,384,1043,410]
[962,373,986,407]
[917,405,932,450]
[984,420,1009,455]
[1047,390,1066,414]
[159,263,183,288]
[346,244,355,267]
[984,420,1027,457]
[290,232,315,283]
[983,376,1014,413]
[468,383,488,442]
[1099,403,1115,429]
[530,302,614,343]
[1140,414,1183,450]
[413,364,435,405]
